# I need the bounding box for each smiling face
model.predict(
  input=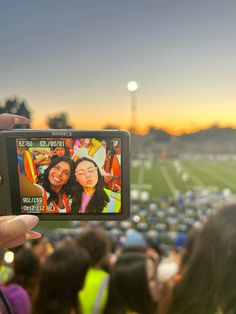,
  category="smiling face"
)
[48,161,71,188]
[75,160,98,188]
